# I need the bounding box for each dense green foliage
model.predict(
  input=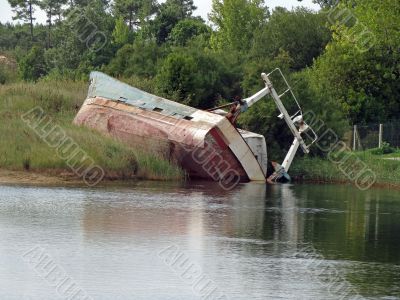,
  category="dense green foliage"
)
[308,0,400,124]
[209,0,268,52]
[19,45,47,80]
[106,40,166,78]
[168,18,210,46]
[1,0,399,160]
[248,7,331,71]
[155,47,238,108]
